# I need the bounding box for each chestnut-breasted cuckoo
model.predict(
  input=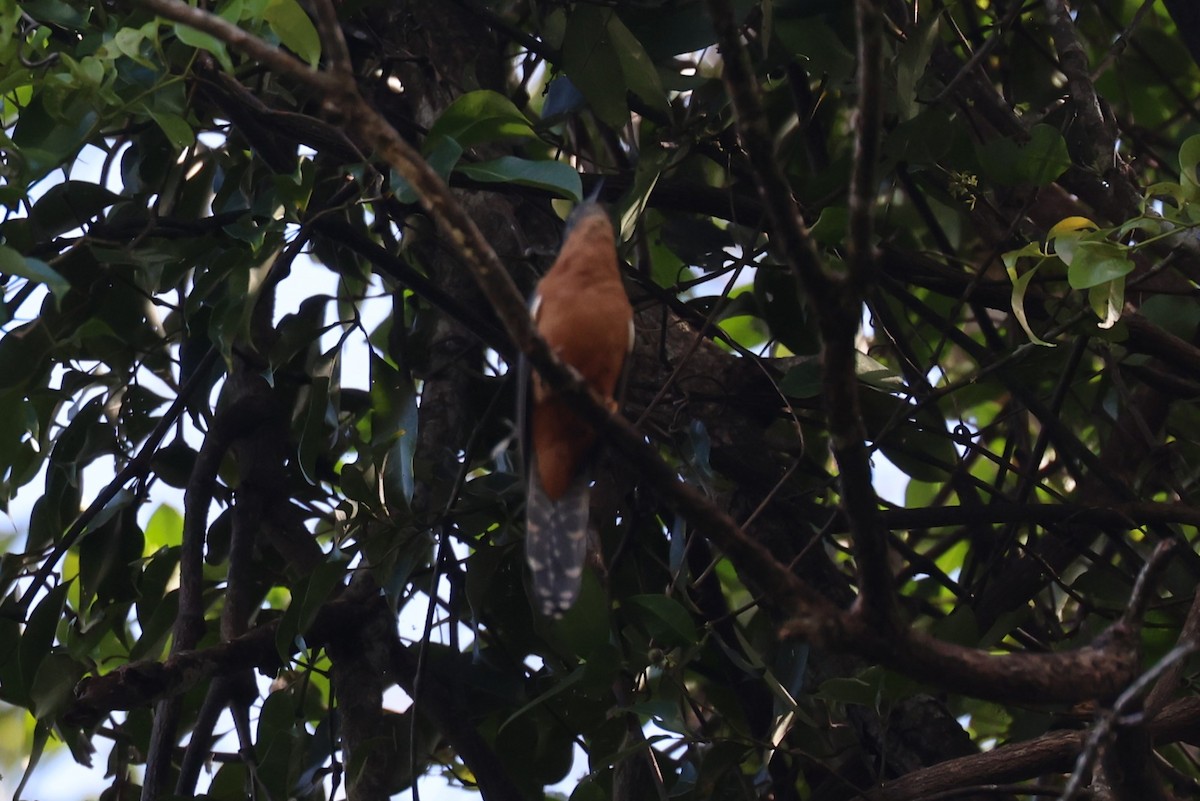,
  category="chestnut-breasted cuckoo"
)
[525,202,633,617]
